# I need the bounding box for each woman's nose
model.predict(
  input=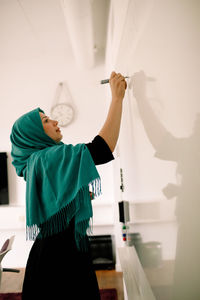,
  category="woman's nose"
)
[53,120,58,126]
